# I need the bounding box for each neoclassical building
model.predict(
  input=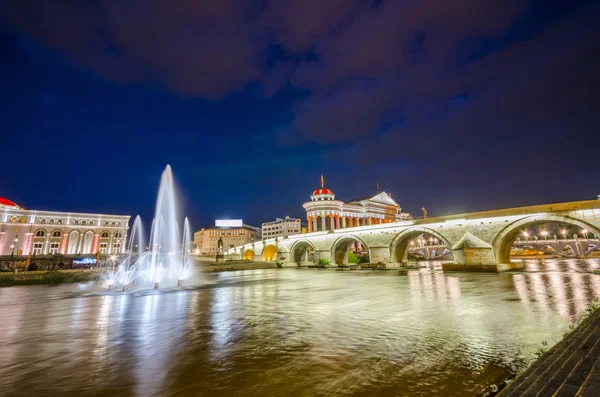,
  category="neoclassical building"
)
[302,177,412,232]
[0,197,130,256]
